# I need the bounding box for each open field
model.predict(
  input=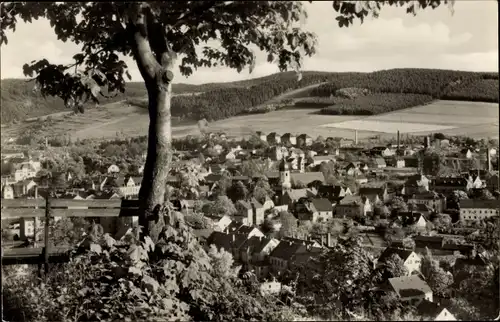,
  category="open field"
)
[1,100,498,142]
[322,100,499,139]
